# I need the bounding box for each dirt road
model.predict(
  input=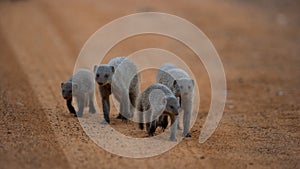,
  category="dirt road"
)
[0,0,299,168]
